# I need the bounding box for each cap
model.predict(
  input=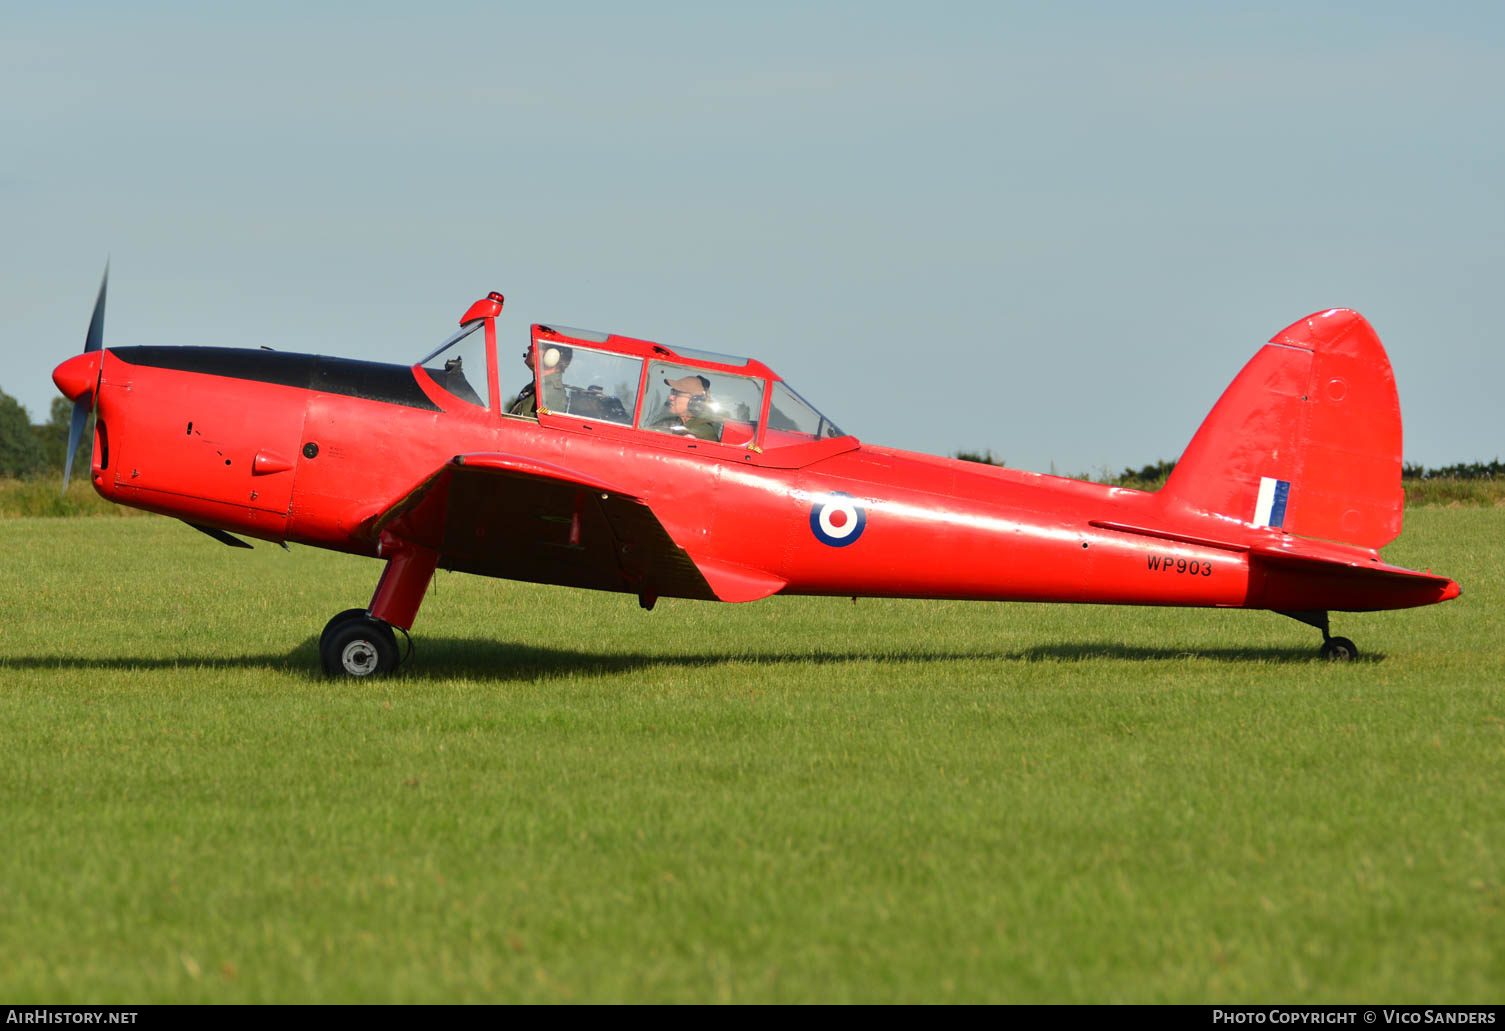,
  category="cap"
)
[666,374,709,395]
